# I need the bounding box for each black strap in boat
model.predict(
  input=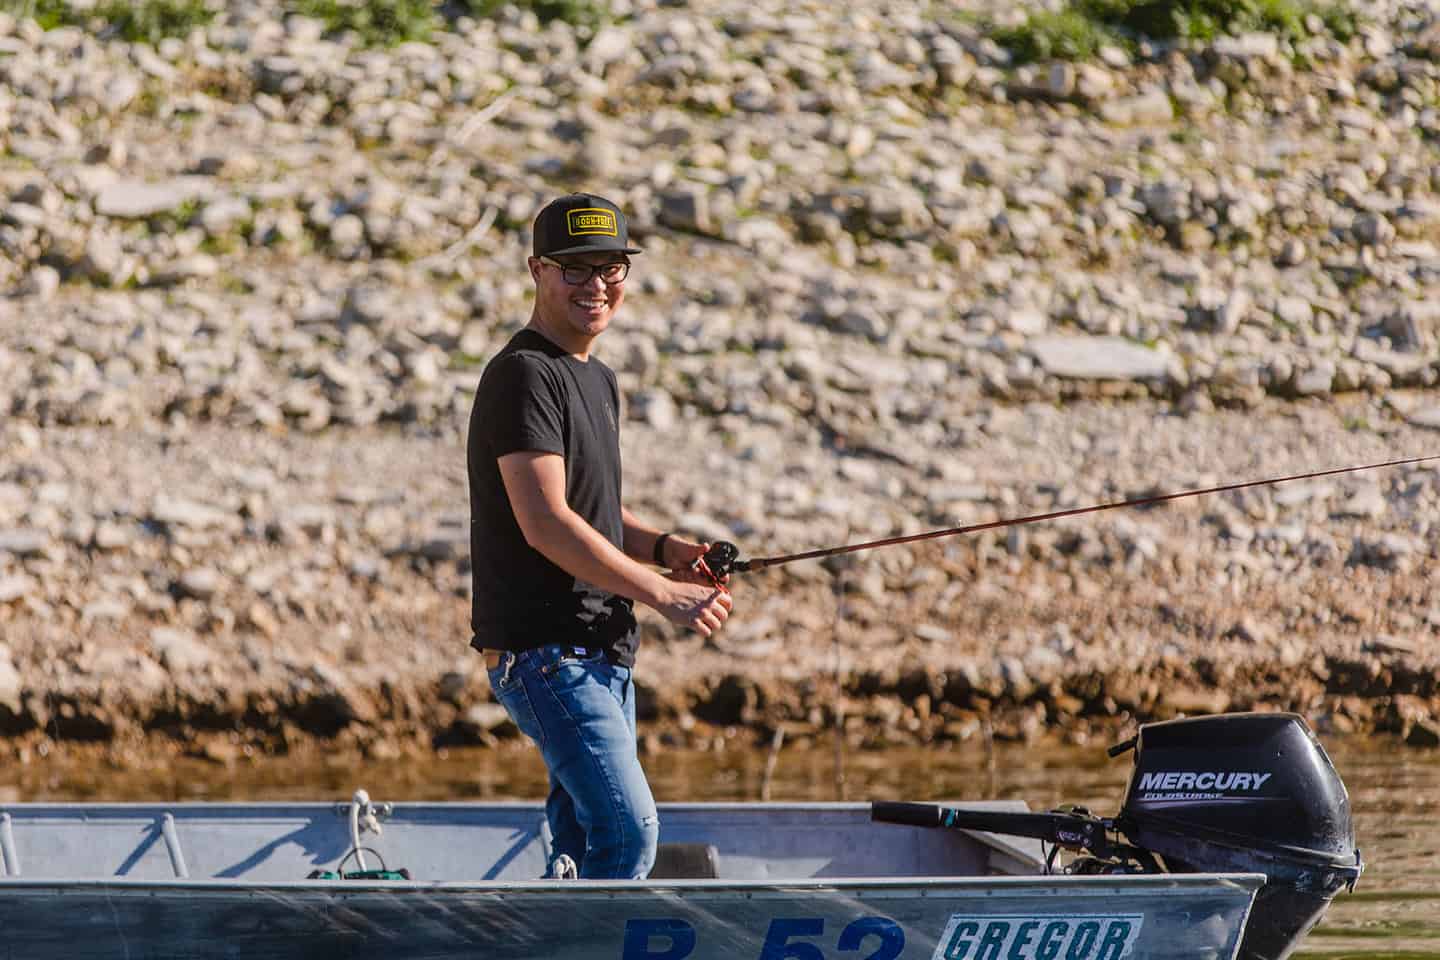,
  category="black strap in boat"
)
[871,801,1113,856]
